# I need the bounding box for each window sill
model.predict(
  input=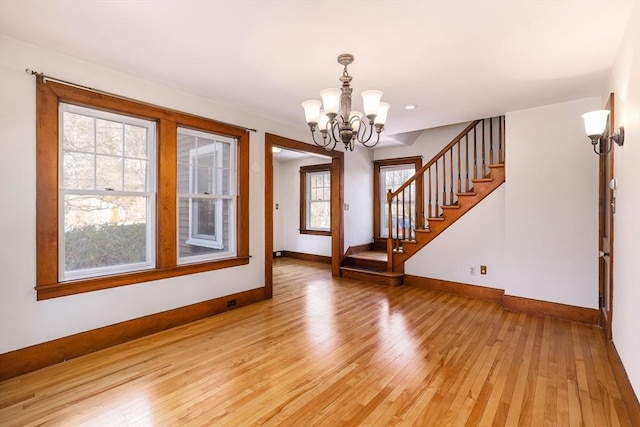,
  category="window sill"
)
[35,256,251,301]
[299,229,331,236]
